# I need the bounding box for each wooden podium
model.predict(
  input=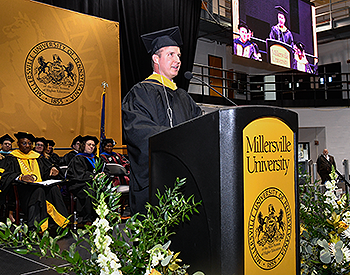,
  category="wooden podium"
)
[149,105,299,275]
